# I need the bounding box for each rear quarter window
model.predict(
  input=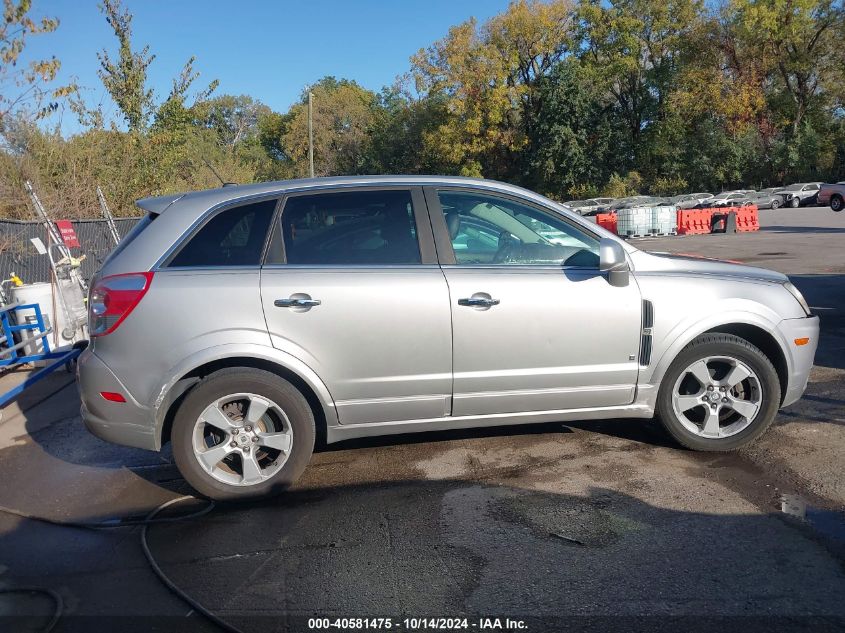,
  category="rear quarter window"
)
[167,199,277,267]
